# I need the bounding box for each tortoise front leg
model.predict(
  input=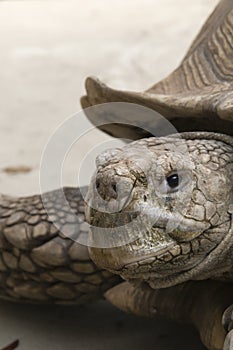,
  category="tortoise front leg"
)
[105,280,233,350]
[0,186,120,304]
